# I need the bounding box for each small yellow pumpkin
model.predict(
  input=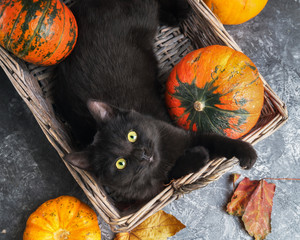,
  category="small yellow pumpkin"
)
[23,196,101,240]
[204,0,268,25]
